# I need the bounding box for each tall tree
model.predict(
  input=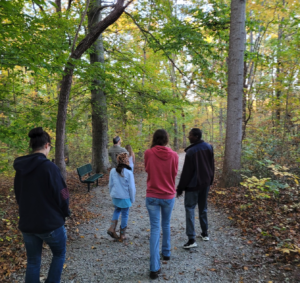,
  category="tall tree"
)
[55,0,132,179]
[220,0,246,187]
[88,0,109,173]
